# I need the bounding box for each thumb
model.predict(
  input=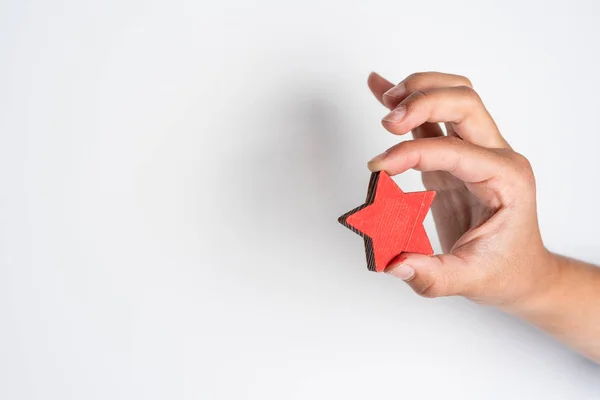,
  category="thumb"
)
[386,253,473,298]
